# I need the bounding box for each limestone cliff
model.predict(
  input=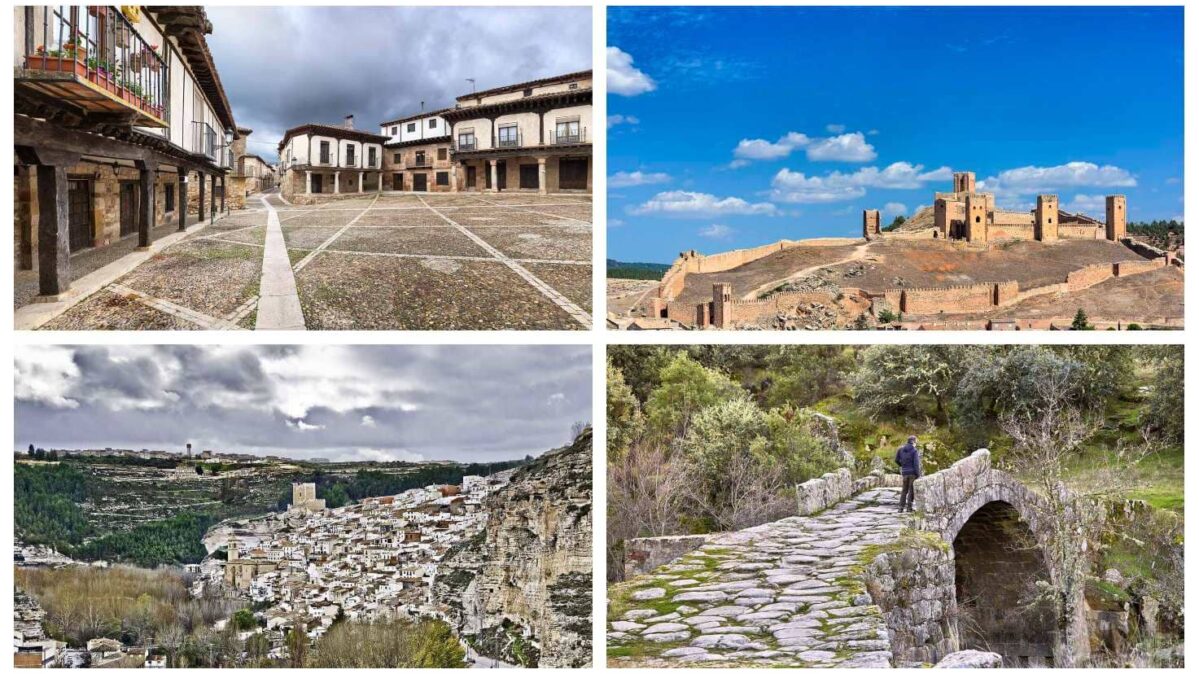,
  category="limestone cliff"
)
[434,430,592,667]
